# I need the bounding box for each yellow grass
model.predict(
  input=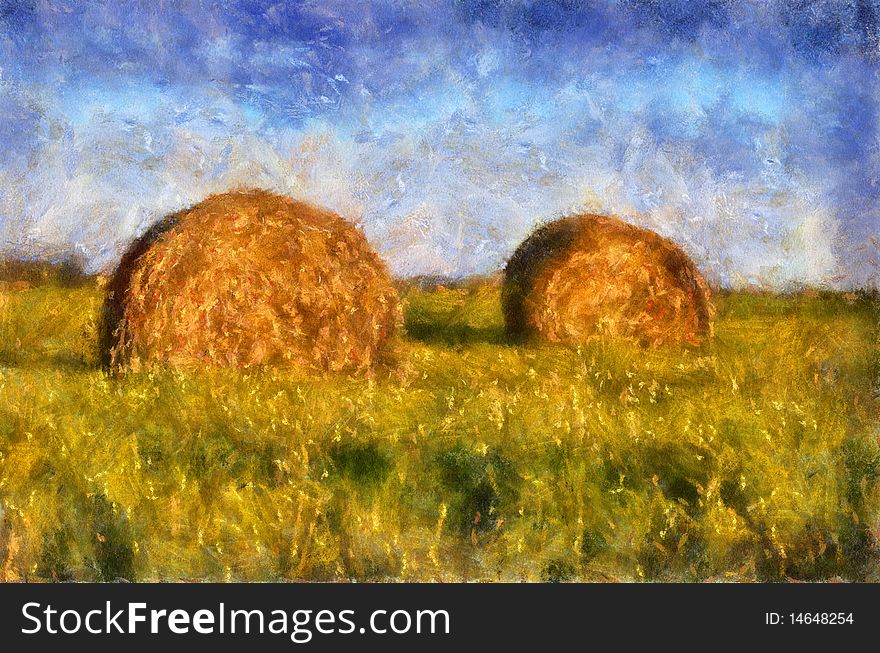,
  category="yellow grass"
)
[0,278,877,581]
